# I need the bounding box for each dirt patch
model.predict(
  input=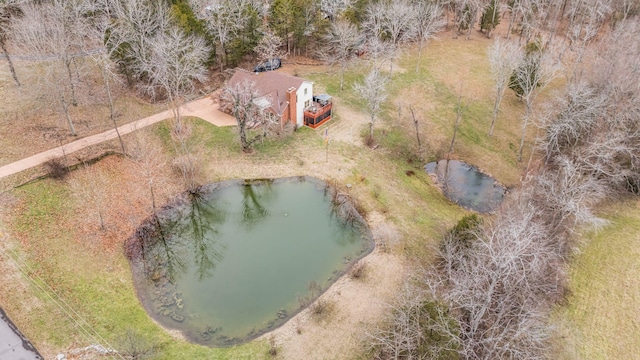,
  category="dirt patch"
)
[262,212,407,359]
[324,98,370,146]
[268,251,406,359]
